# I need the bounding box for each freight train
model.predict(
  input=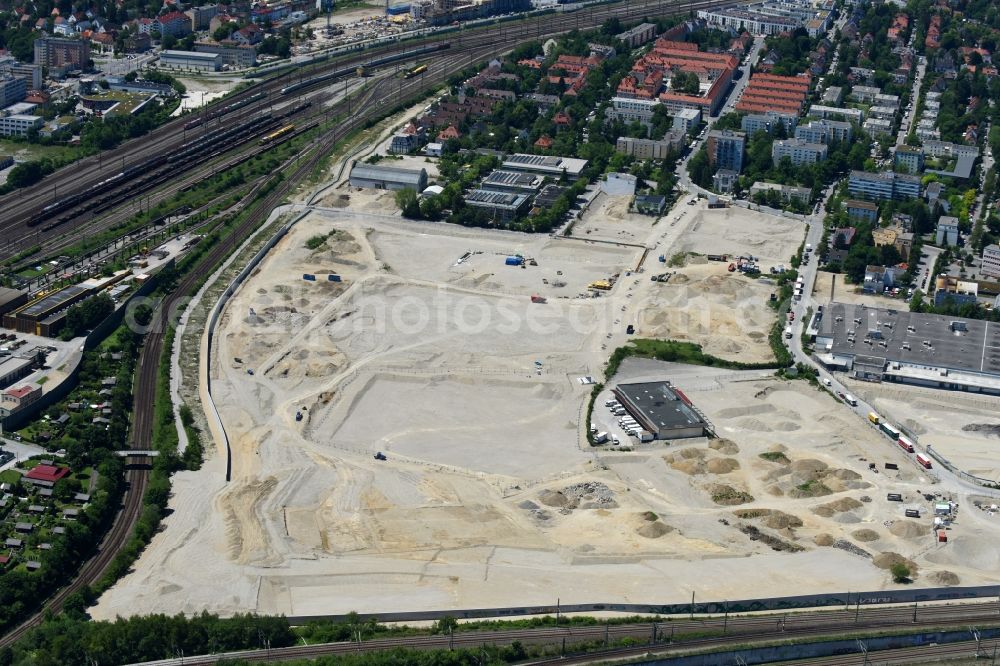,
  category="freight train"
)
[279,42,450,95]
